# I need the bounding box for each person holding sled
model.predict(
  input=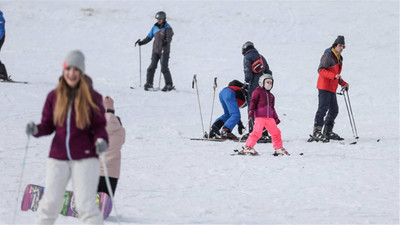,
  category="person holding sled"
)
[0,10,10,81]
[240,74,289,156]
[135,11,175,92]
[309,35,349,142]
[242,41,273,142]
[98,96,126,196]
[206,80,247,140]
[25,50,108,224]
